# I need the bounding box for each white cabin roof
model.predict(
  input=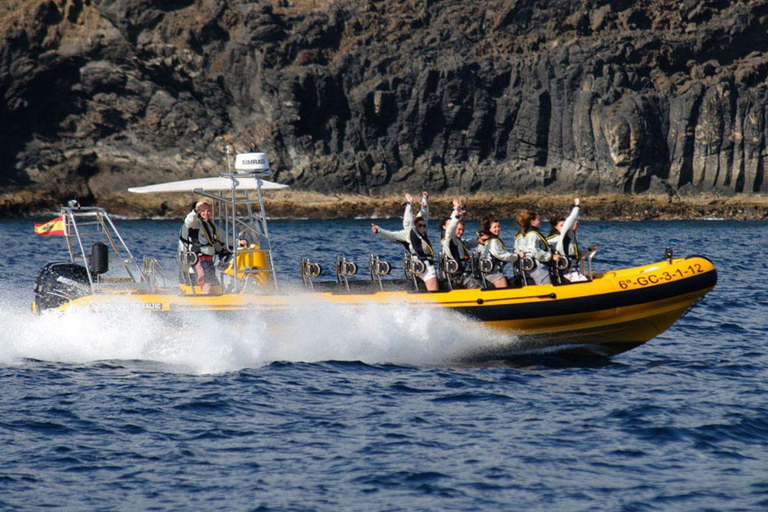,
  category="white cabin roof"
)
[128,176,289,194]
